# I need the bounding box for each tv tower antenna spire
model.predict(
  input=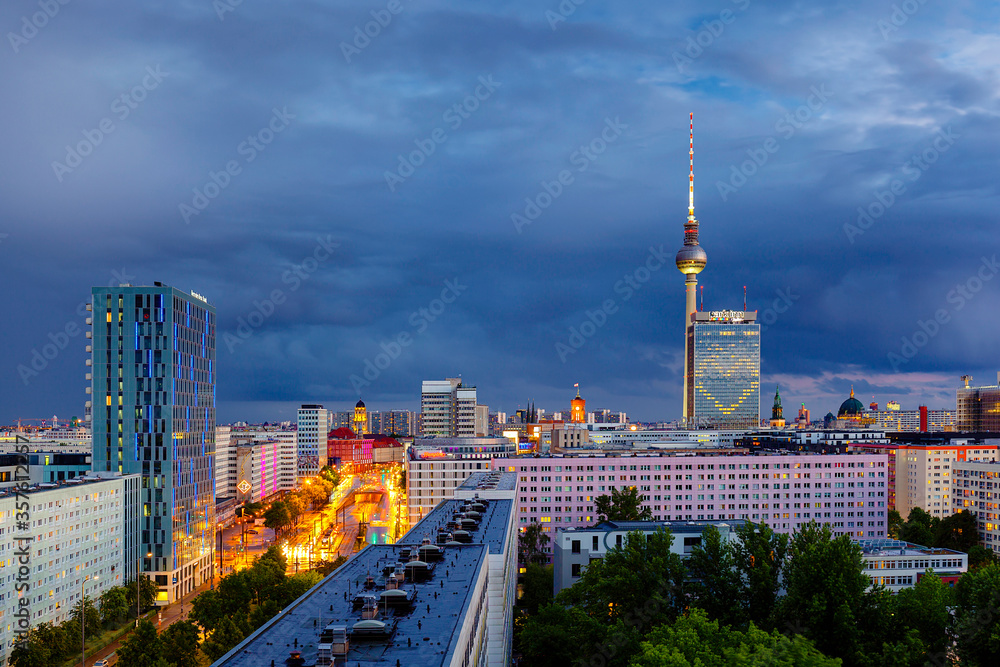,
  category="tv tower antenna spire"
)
[676,113,708,425]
